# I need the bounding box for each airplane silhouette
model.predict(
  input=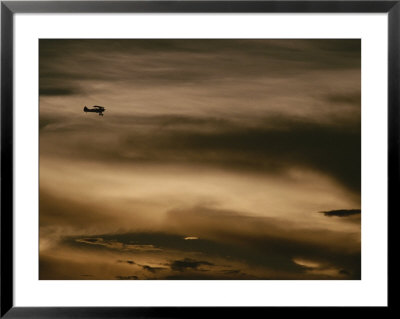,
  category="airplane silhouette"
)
[83,105,106,116]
